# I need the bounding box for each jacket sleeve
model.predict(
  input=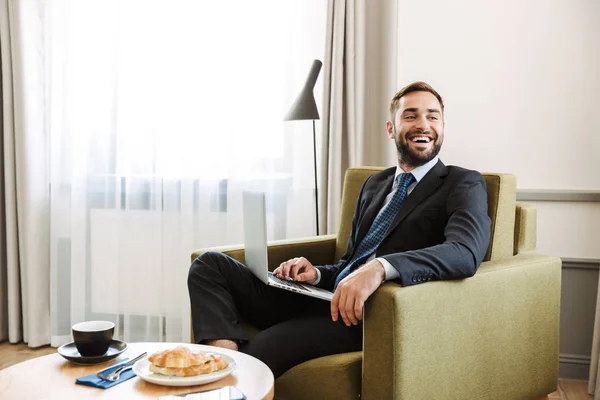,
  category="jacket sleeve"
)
[381,171,491,286]
[314,175,371,290]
